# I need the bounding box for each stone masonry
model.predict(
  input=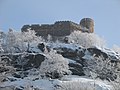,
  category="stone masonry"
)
[21,18,94,37]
